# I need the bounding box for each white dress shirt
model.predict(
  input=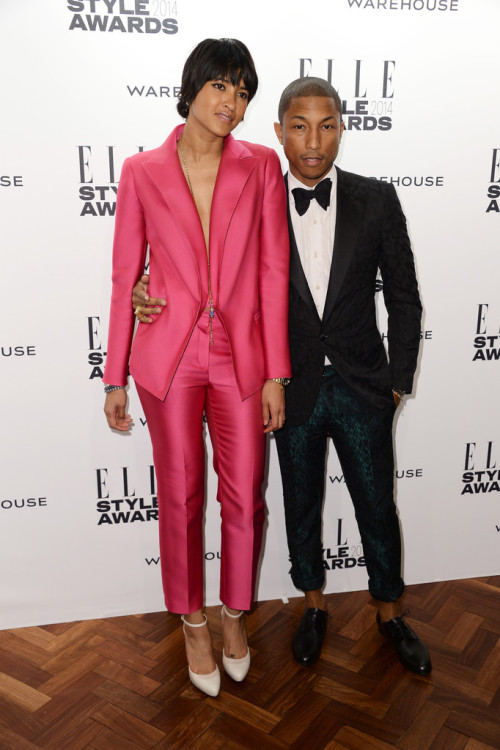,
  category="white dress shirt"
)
[288,165,337,320]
